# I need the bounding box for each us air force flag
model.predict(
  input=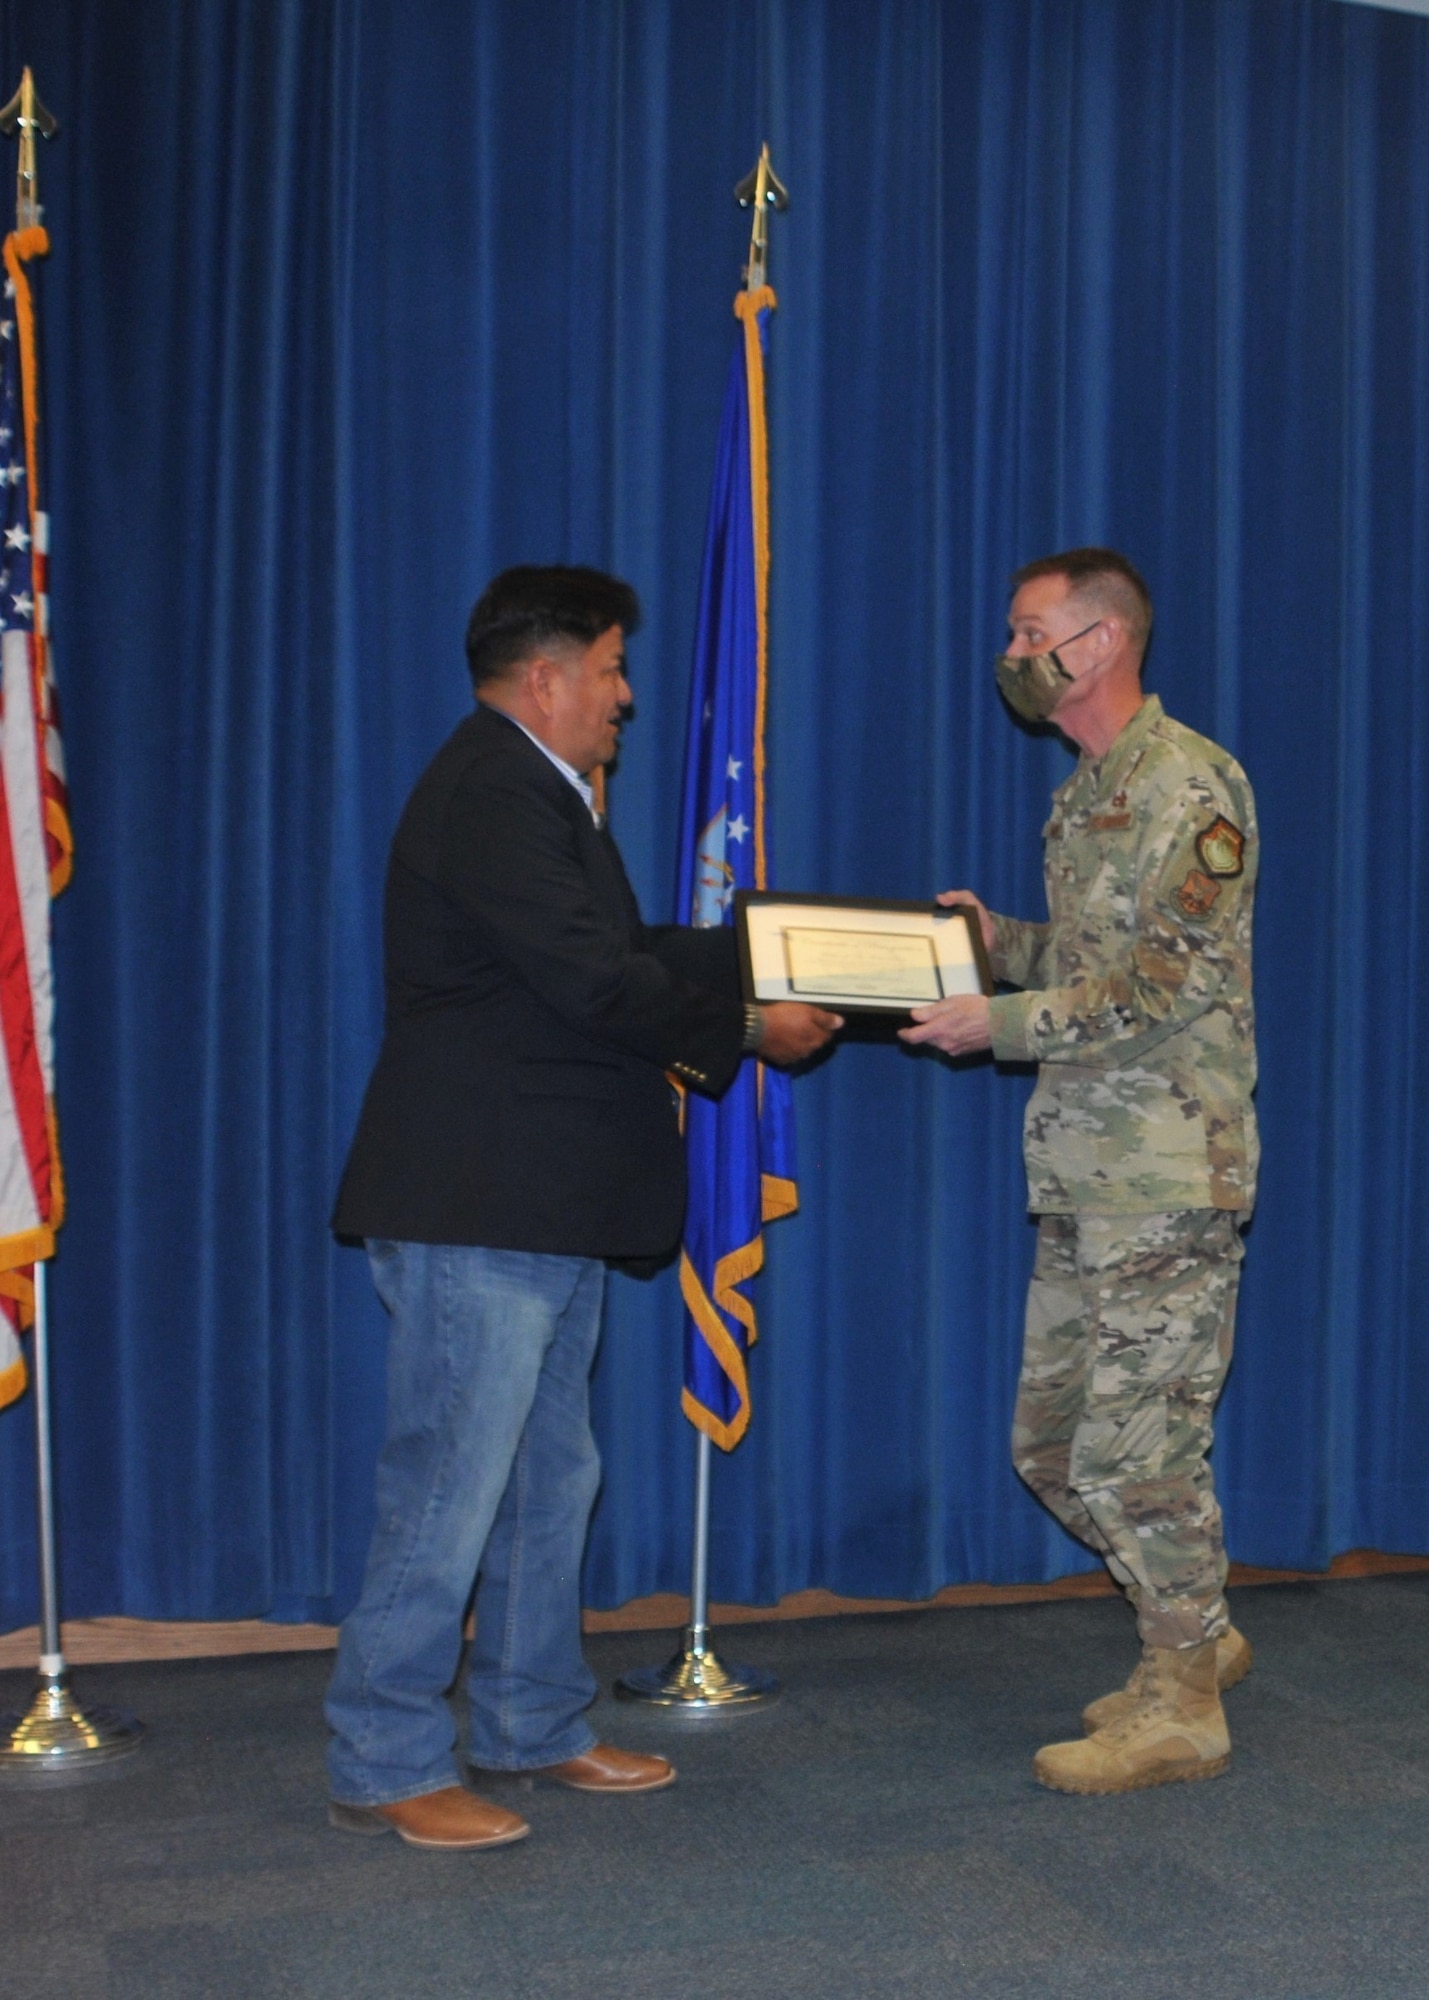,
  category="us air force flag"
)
[674,287,796,1451]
